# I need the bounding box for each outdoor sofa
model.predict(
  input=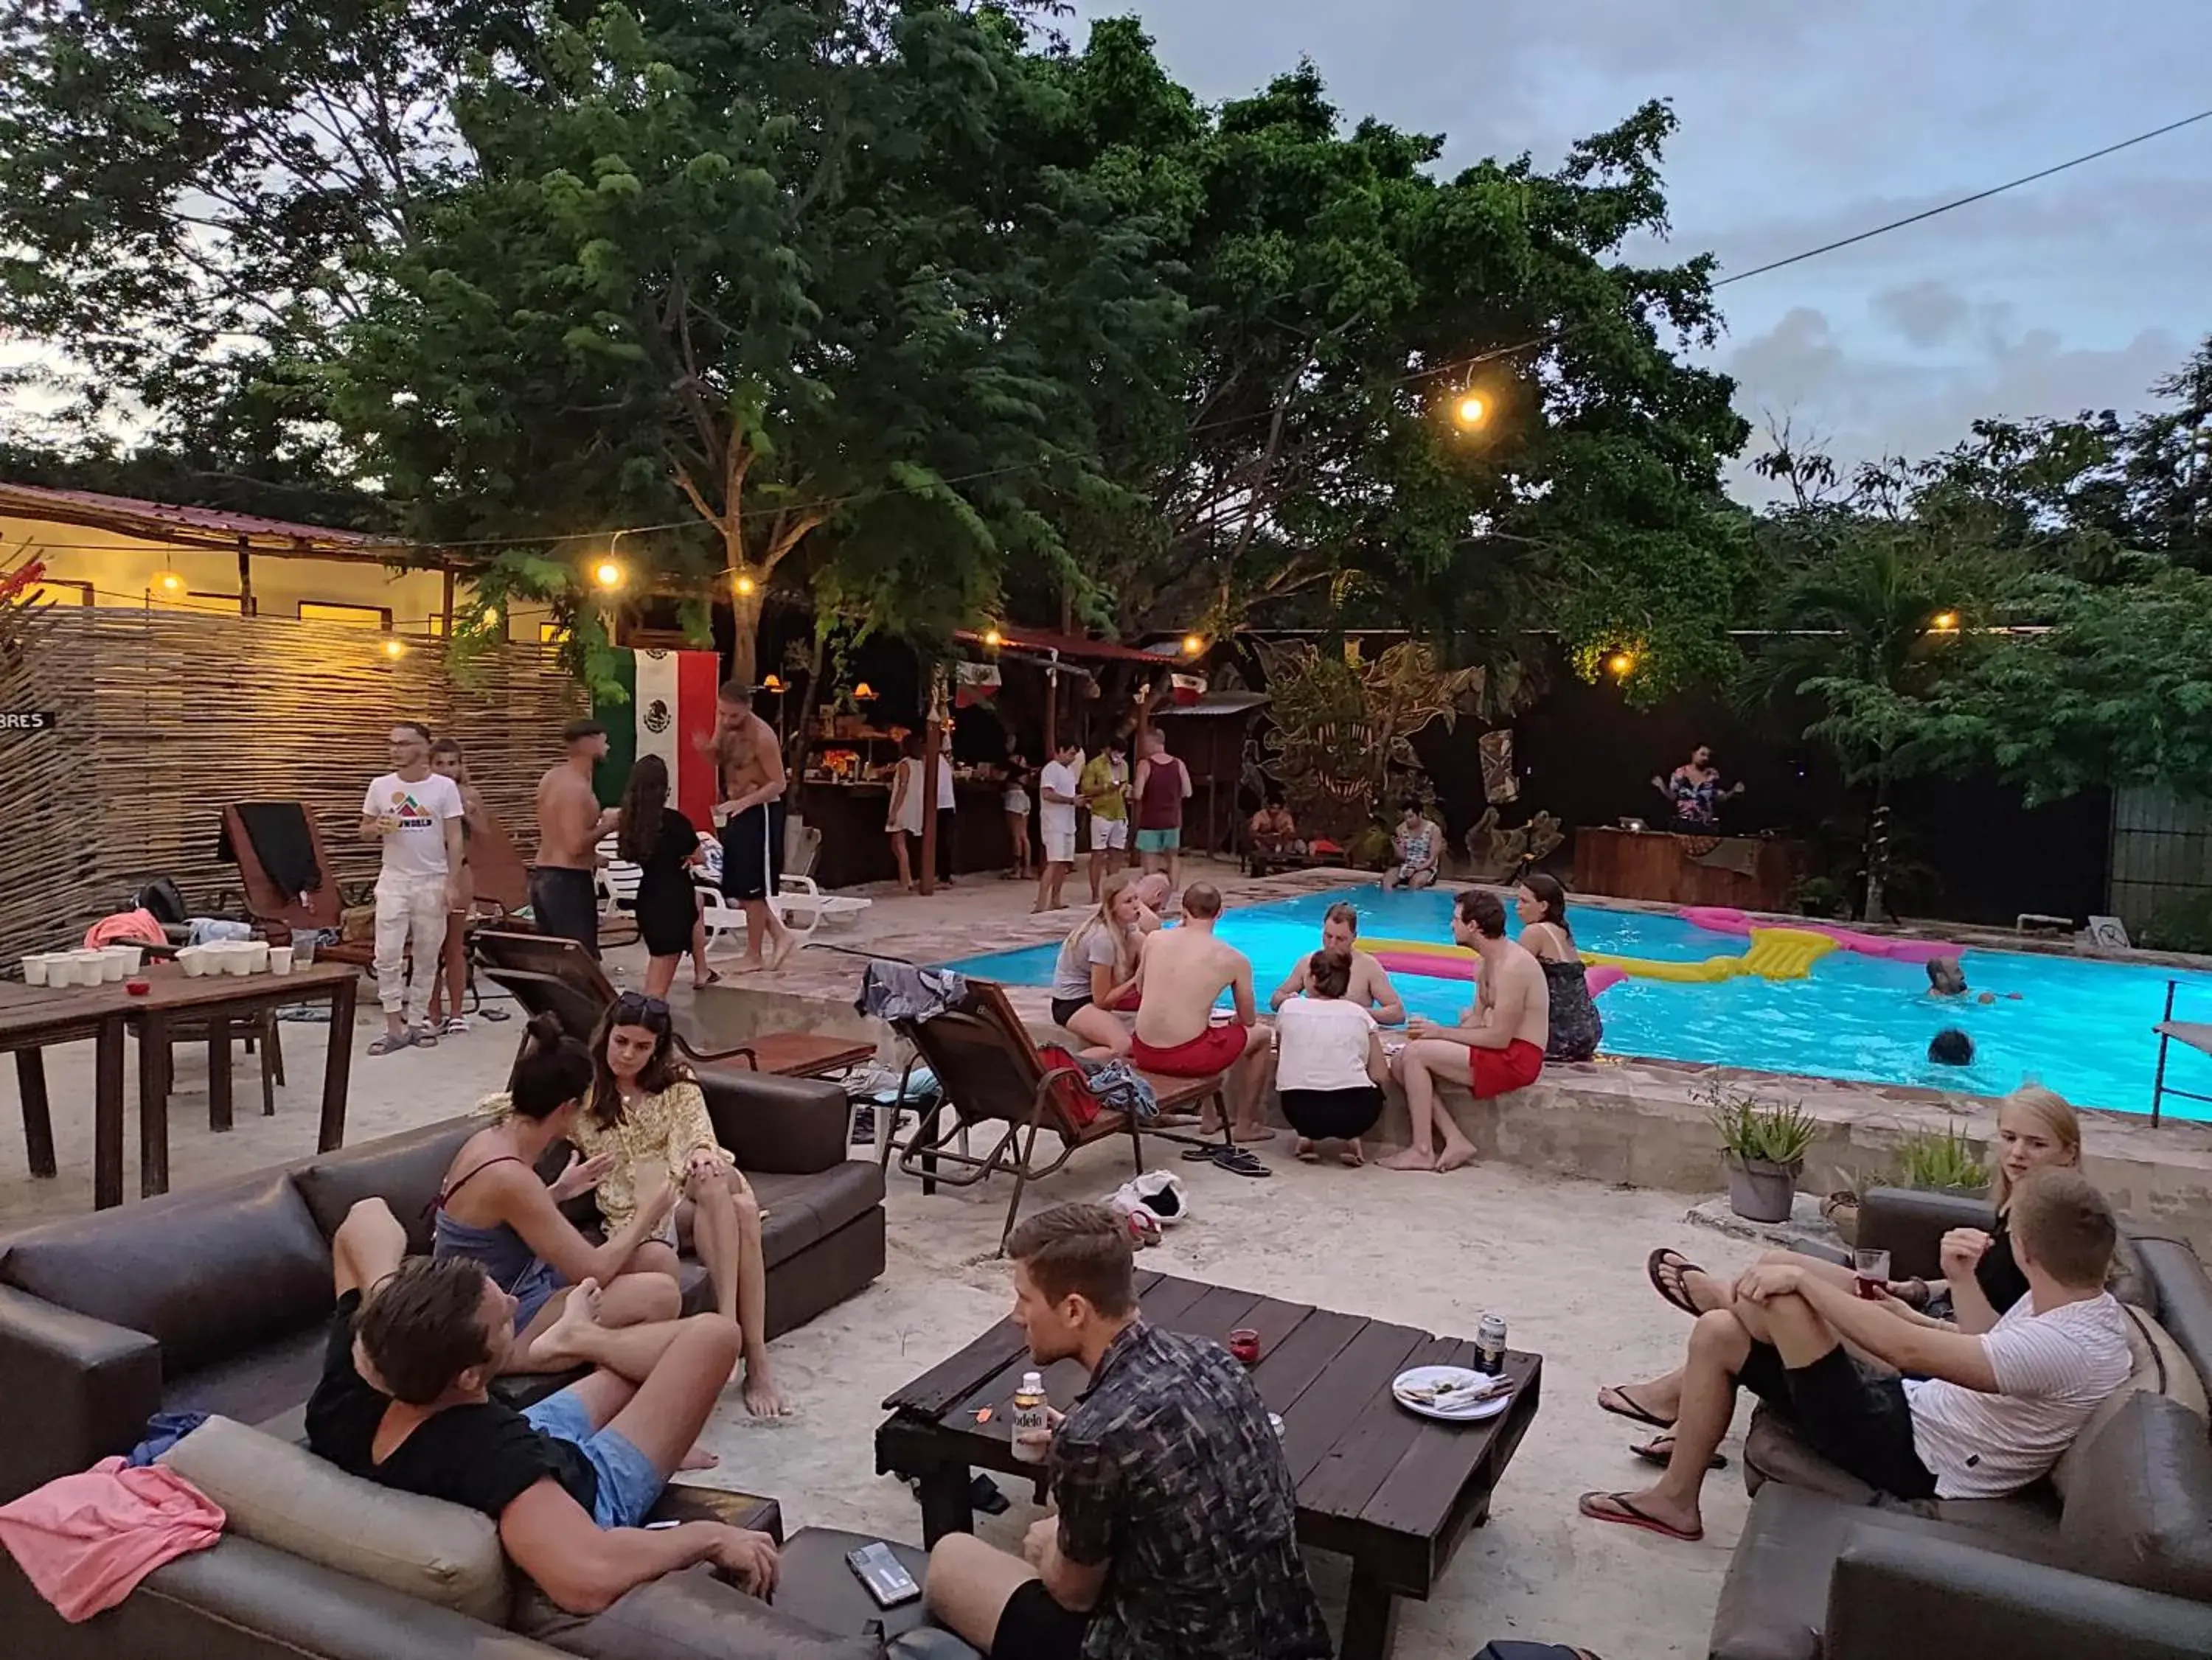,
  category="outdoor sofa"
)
[0,1063,926,1659]
[1708,1186,2212,1660]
